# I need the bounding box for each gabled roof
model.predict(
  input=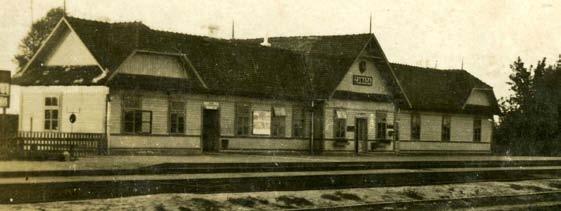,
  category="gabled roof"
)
[13,16,499,114]
[57,17,375,100]
[13,66,103,85]
[391,63,500,114]
[64,17,145,72]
